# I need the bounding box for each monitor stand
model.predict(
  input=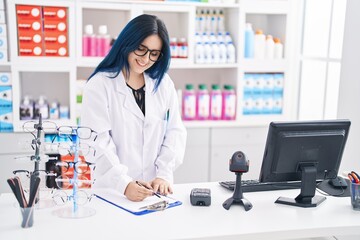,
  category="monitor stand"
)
[275,164,326,208]
[223,172,253,211]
